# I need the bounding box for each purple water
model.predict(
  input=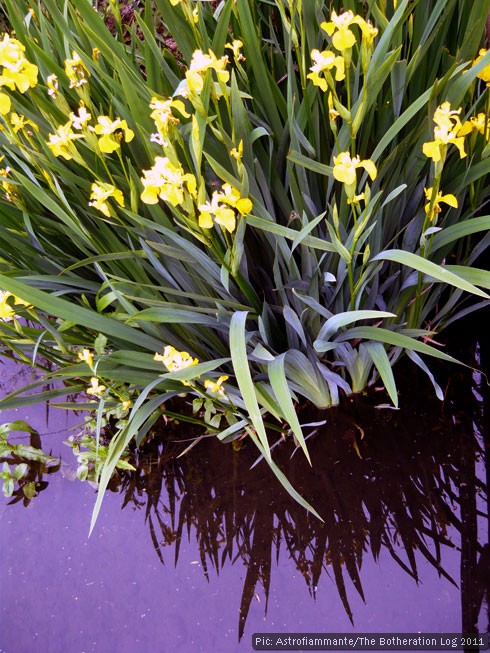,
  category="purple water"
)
[0,353,488,653]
